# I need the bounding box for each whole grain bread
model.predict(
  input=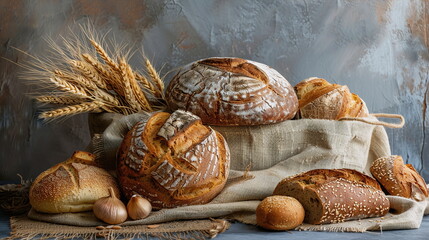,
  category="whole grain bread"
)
[273,169,389,224]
